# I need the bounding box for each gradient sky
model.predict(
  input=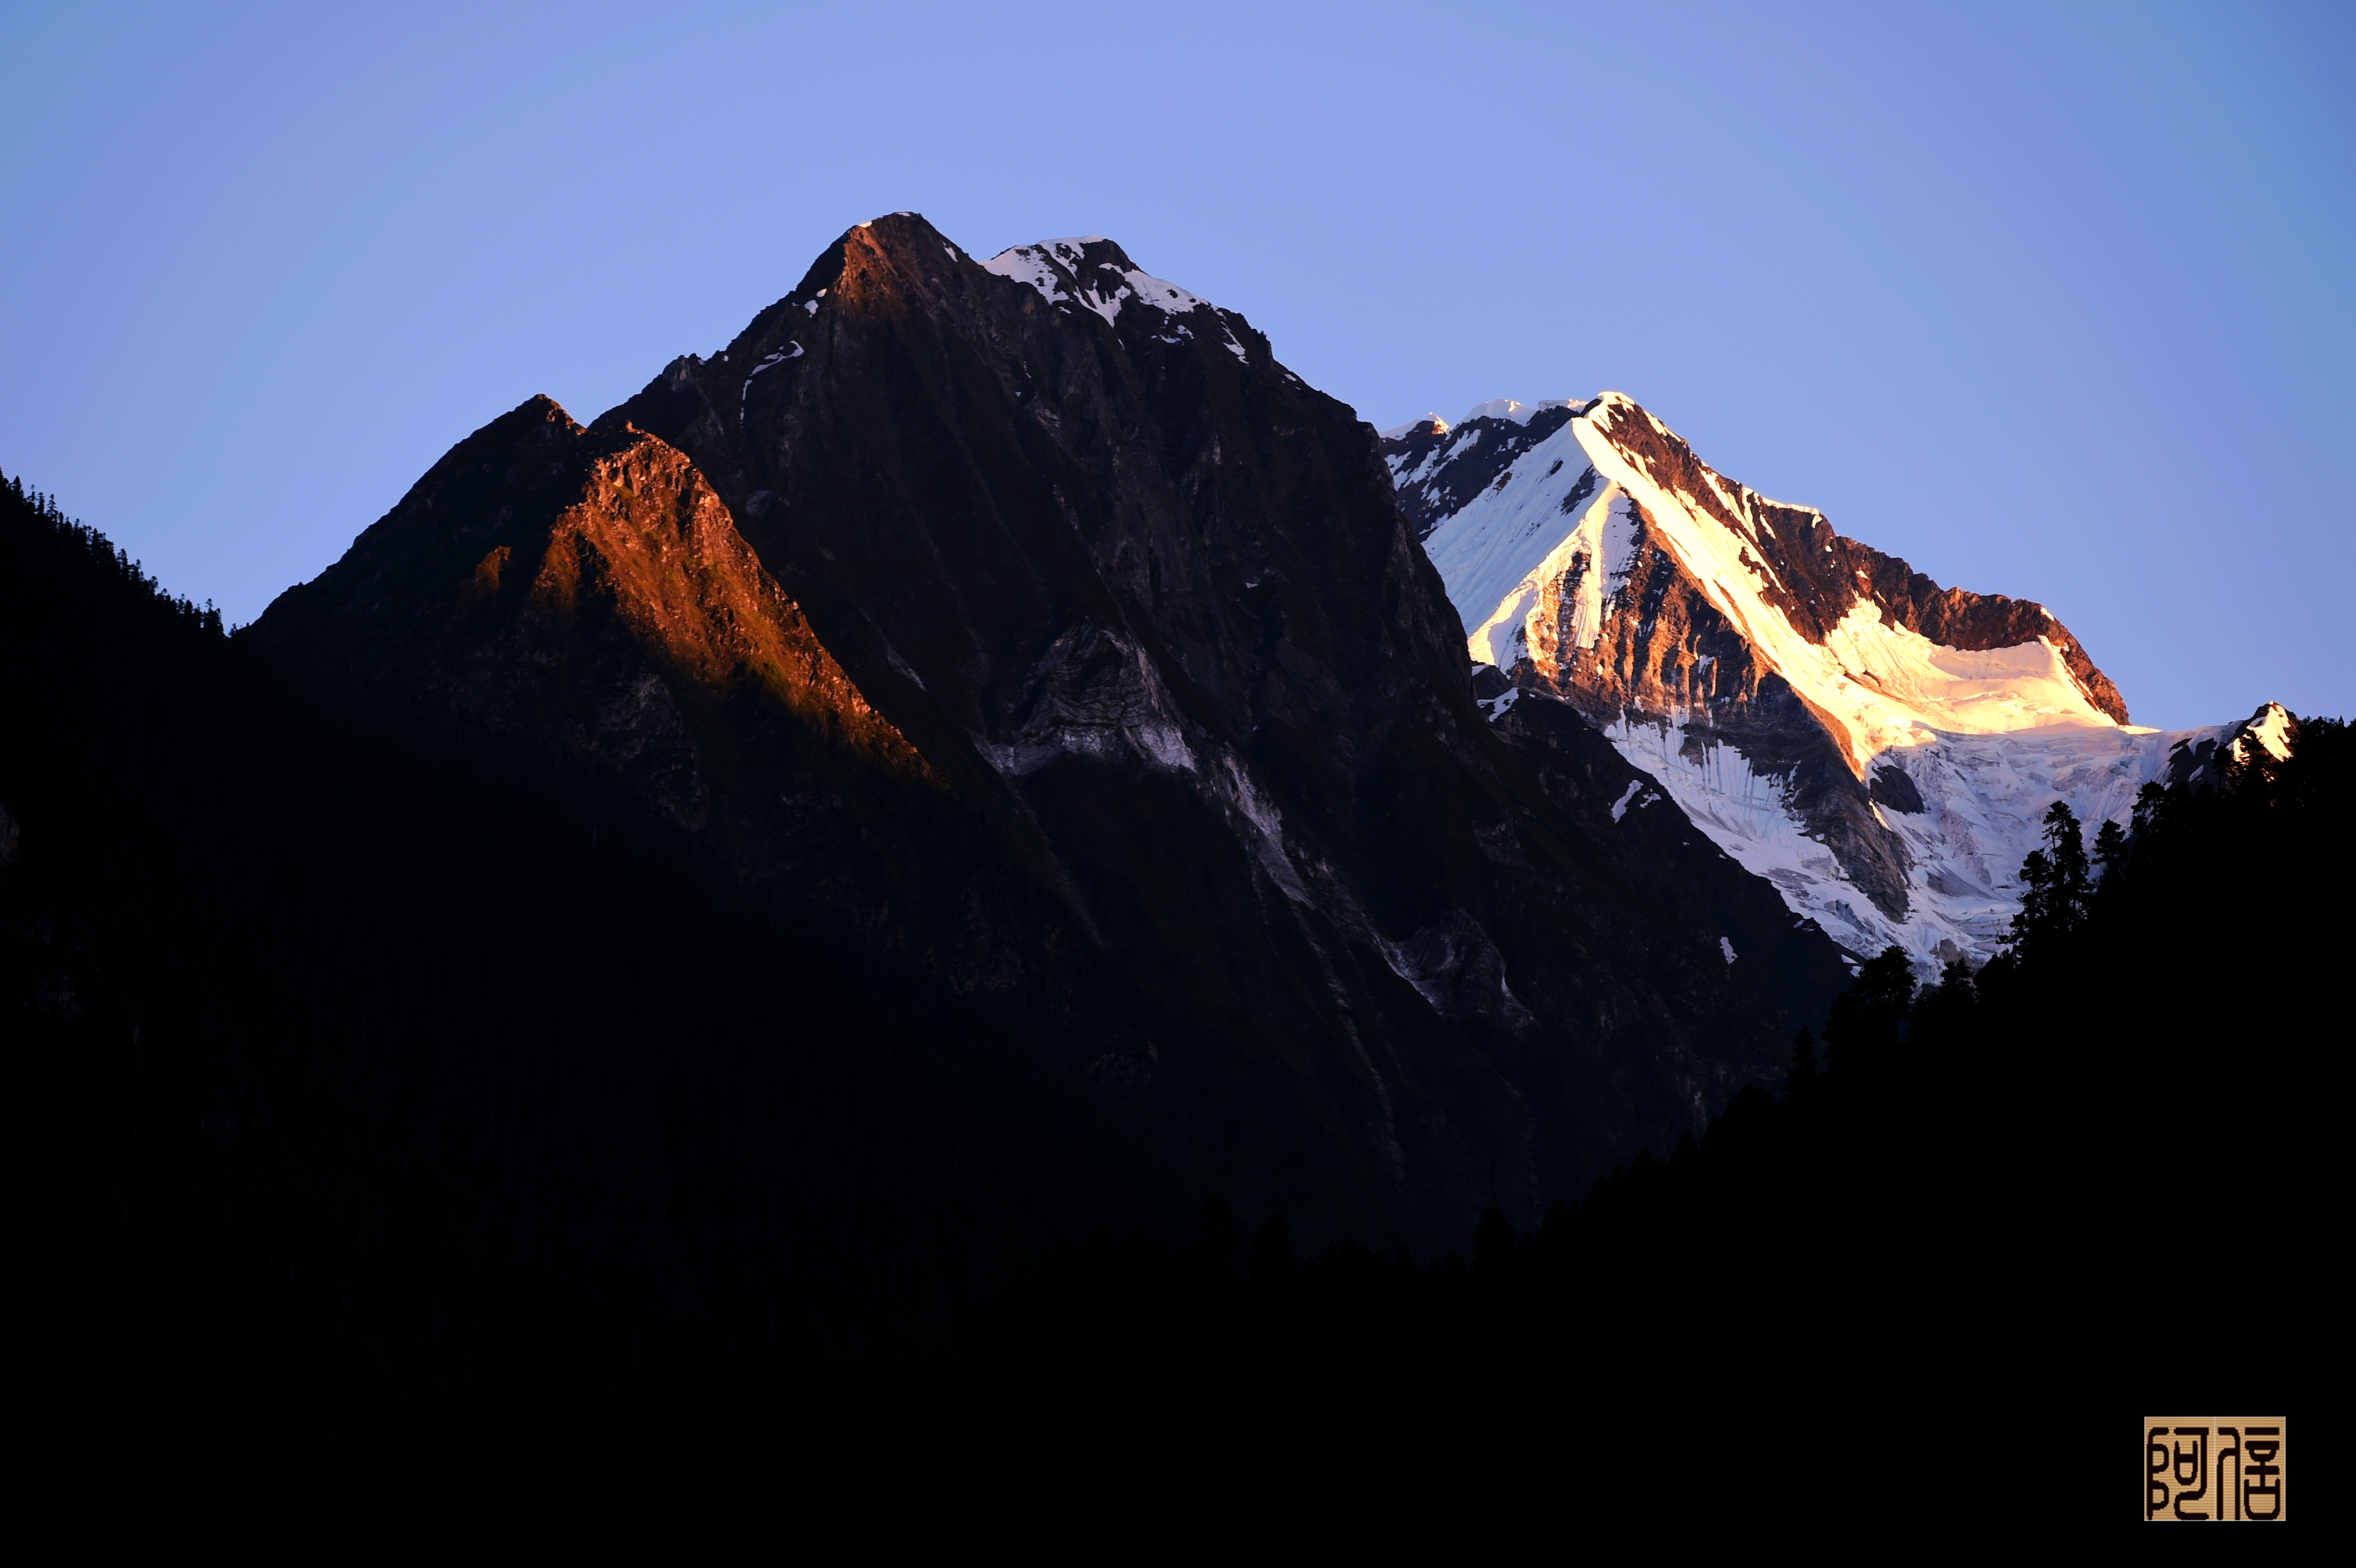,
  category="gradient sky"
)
[3,0,2349,728]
